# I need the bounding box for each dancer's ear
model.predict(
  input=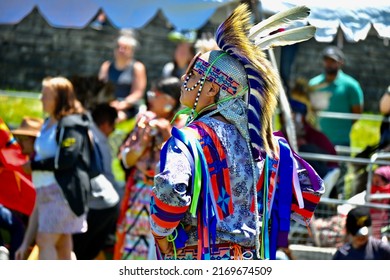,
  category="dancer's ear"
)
[206,82,220,97]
